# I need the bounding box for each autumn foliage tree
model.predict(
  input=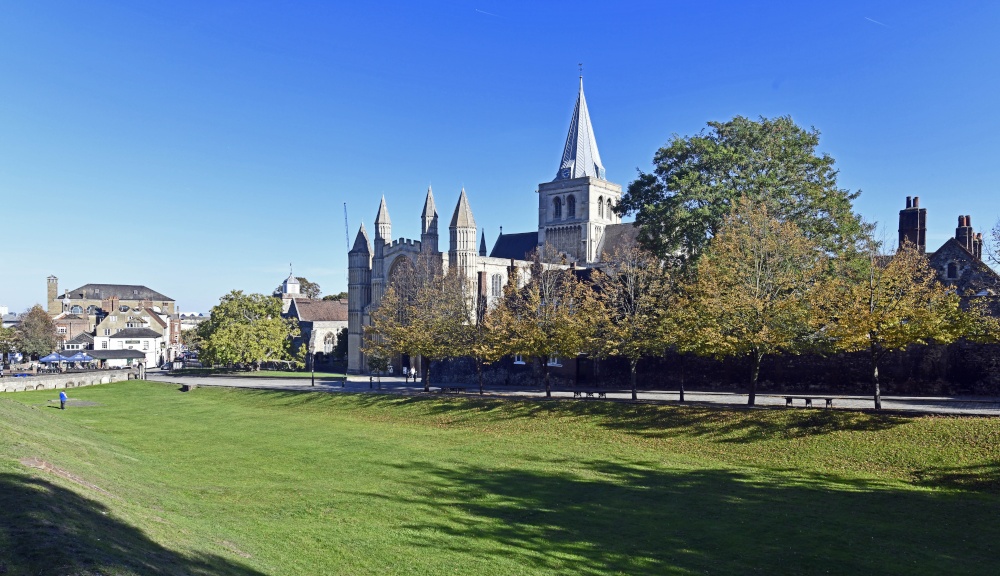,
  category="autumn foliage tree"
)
[817,240,965,409]
[490,246,602,398]
[365,257,474,392]
[16,305,58,359]
[679,198,825,406]
[594,240,679,400]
